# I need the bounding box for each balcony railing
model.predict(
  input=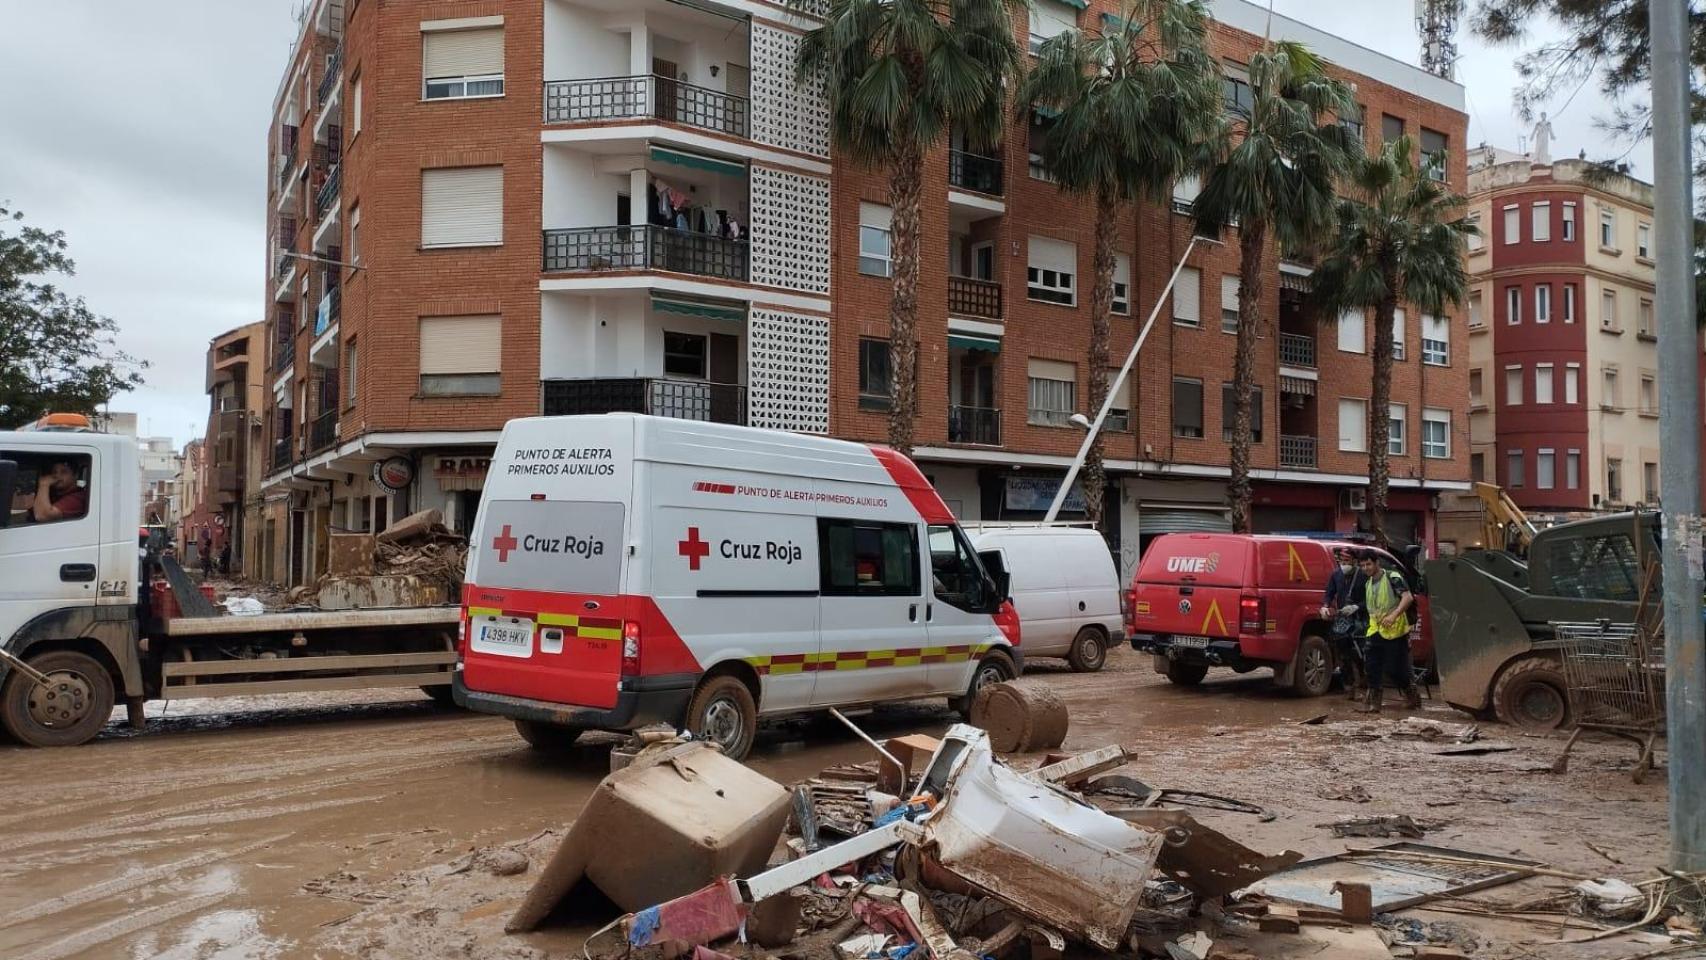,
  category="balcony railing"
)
[315,285,341,336]
[317,45,342,106]
[308,410,338,453]
[544,75,750,139]
[271,436,294,471]
[1280,434,1318,470]
[542,378,747,425]
[948,405,1001,446]
[1279,332,1316,368]
[315,163,341,221]
[949,149,1004,196]
[948,276,1002,320]
[543,225,749,282]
